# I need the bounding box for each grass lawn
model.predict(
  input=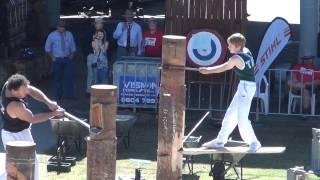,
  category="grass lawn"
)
[38,112,320,179]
